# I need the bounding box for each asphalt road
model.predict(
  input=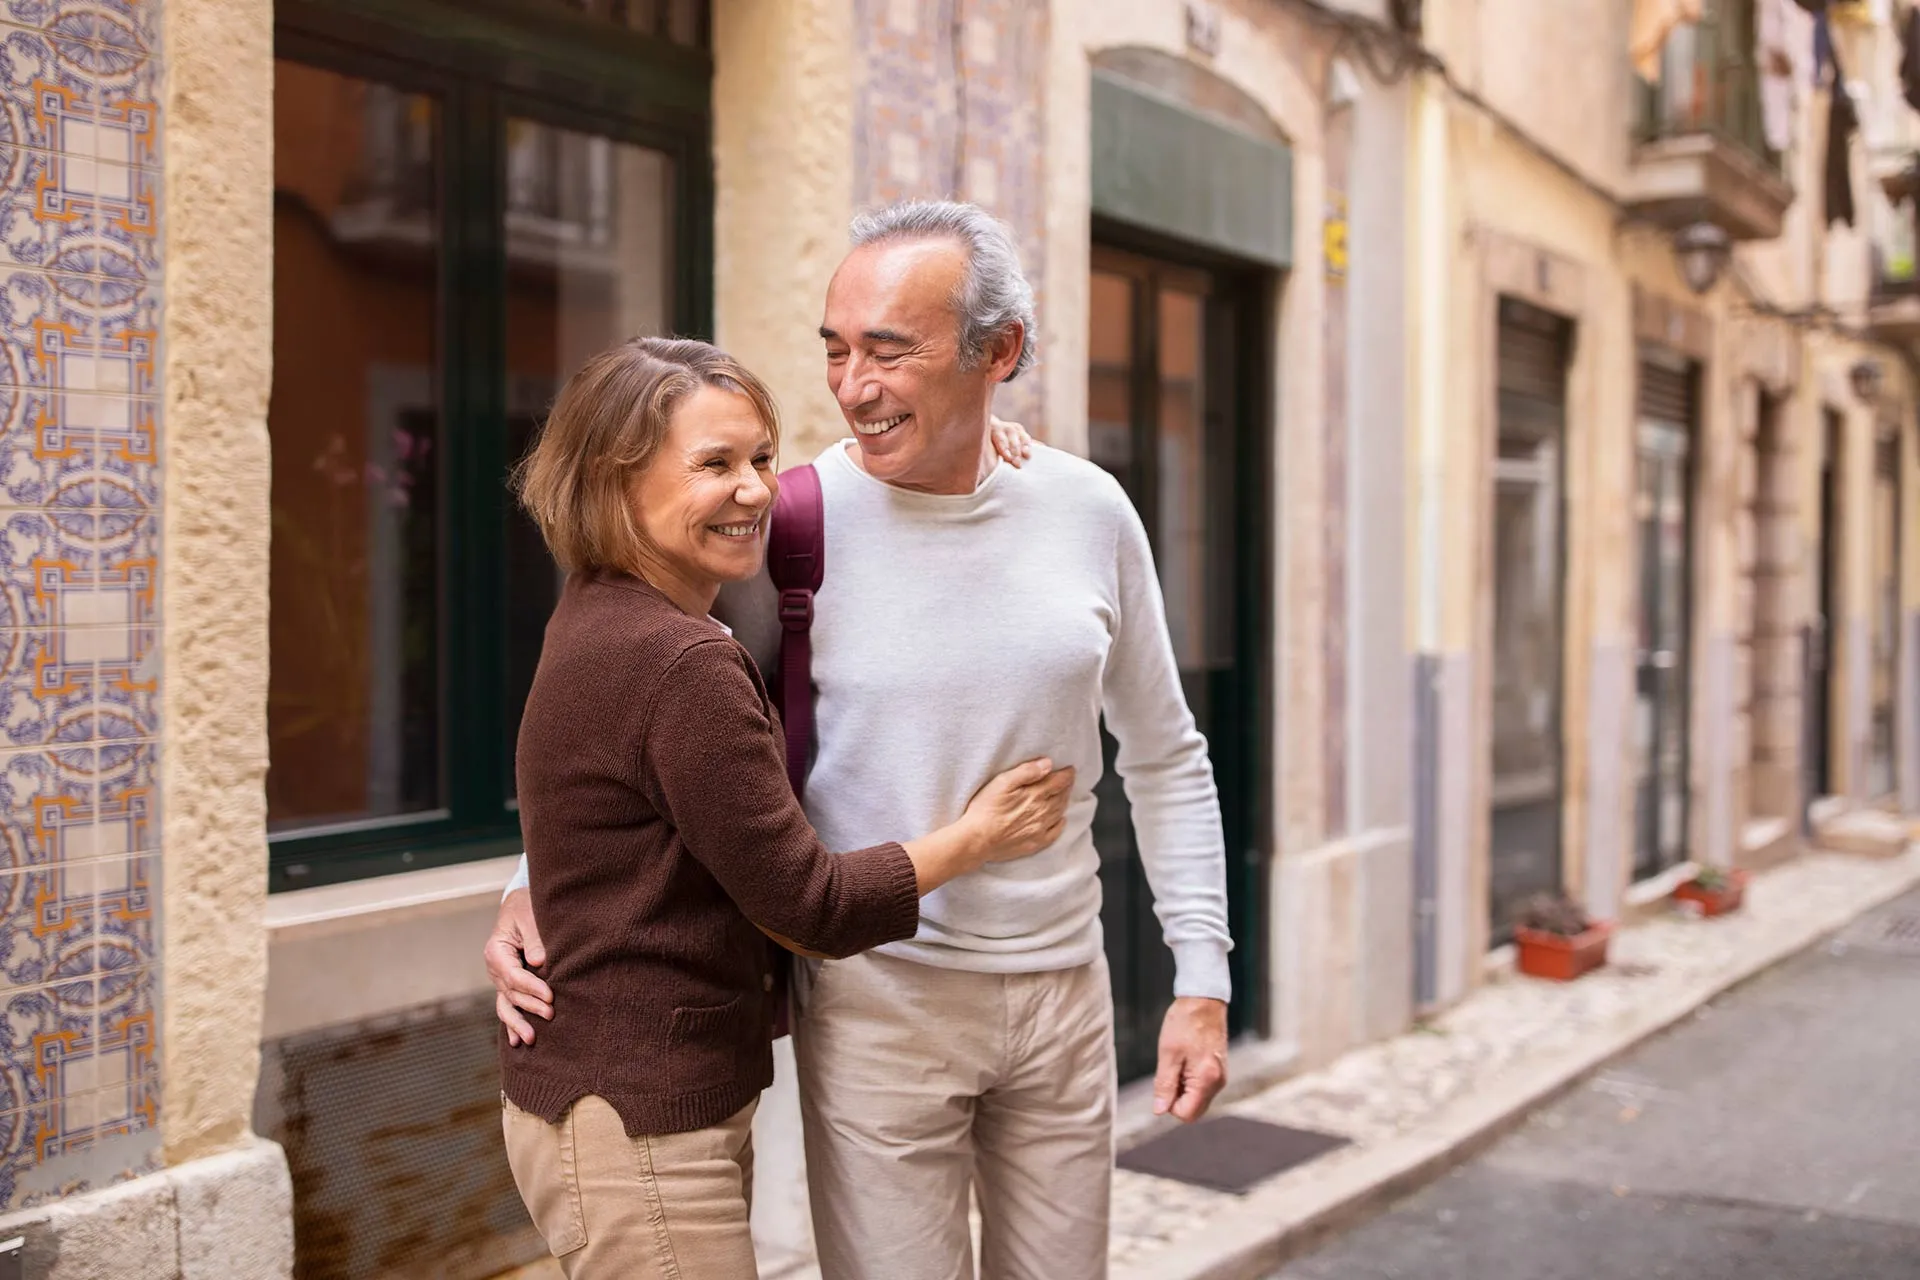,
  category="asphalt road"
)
[1271,887,1920,1280]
